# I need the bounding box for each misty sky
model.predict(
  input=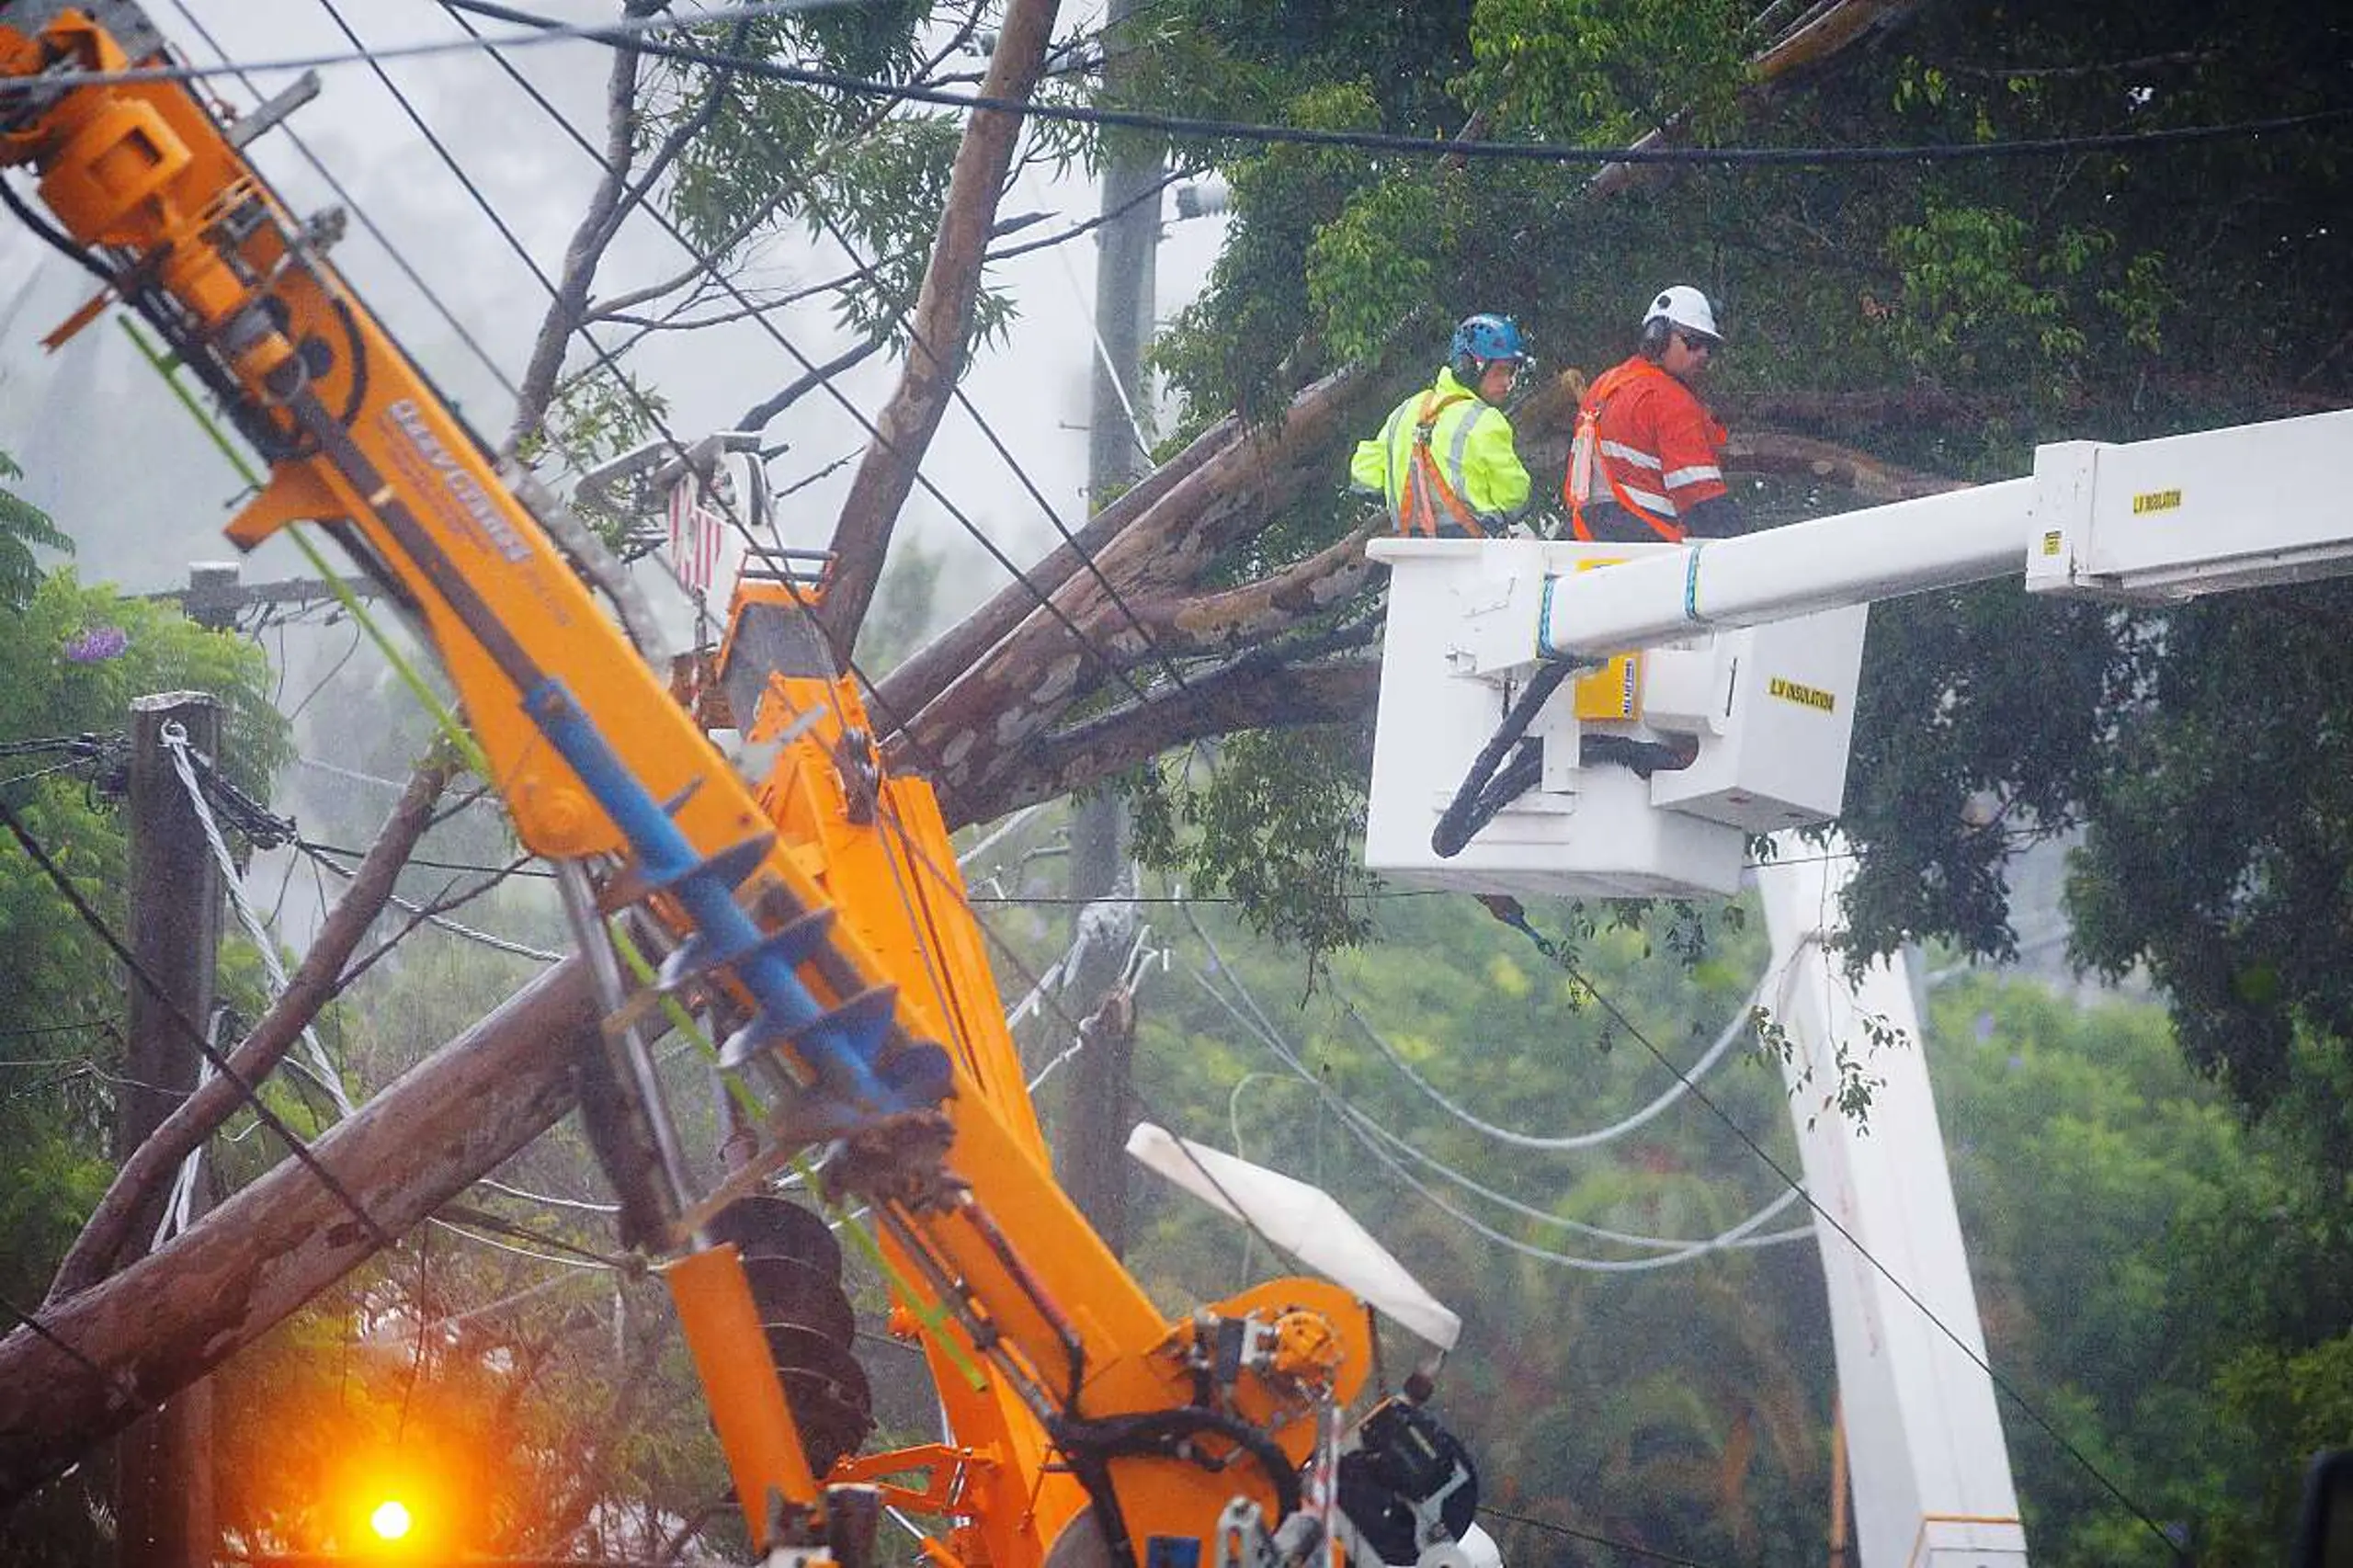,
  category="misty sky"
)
[0,0,1227,634]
